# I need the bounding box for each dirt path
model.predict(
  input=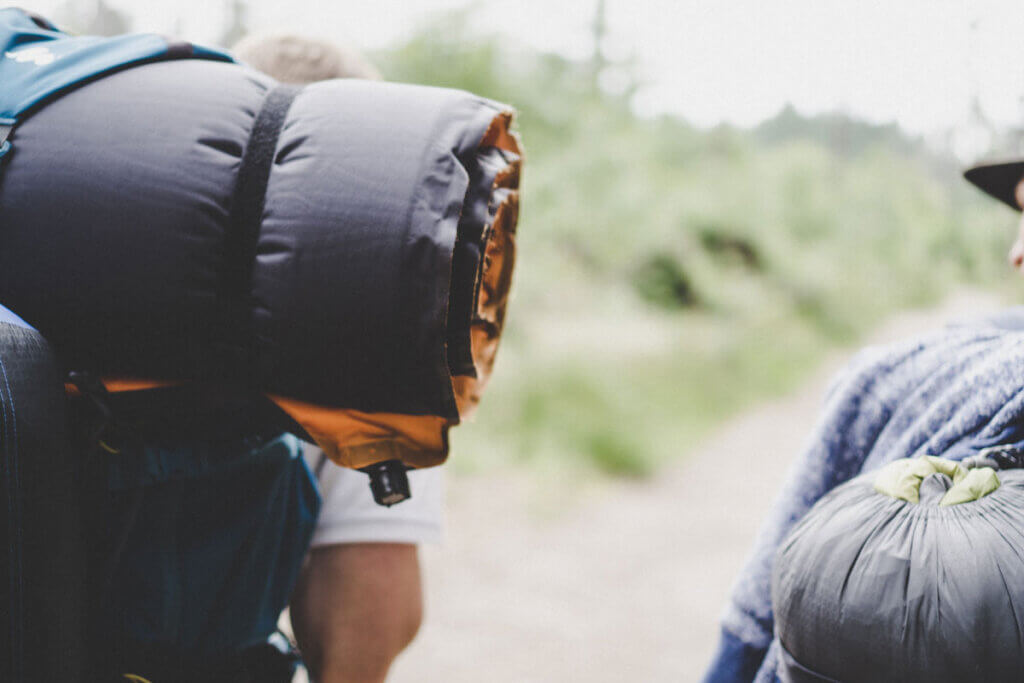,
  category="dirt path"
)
[388,291,1004,683]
